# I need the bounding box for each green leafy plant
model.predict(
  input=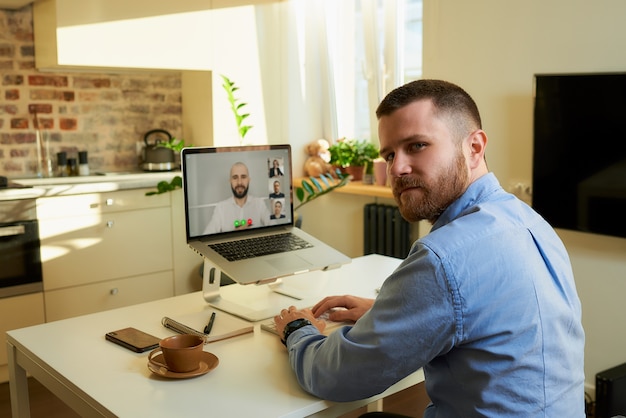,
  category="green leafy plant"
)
[155,137,186,153]
[294,169,350,211]
[145,137,189,195]
[221,74,252,144]
[145,176,182,196]
[328,138,379,168]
